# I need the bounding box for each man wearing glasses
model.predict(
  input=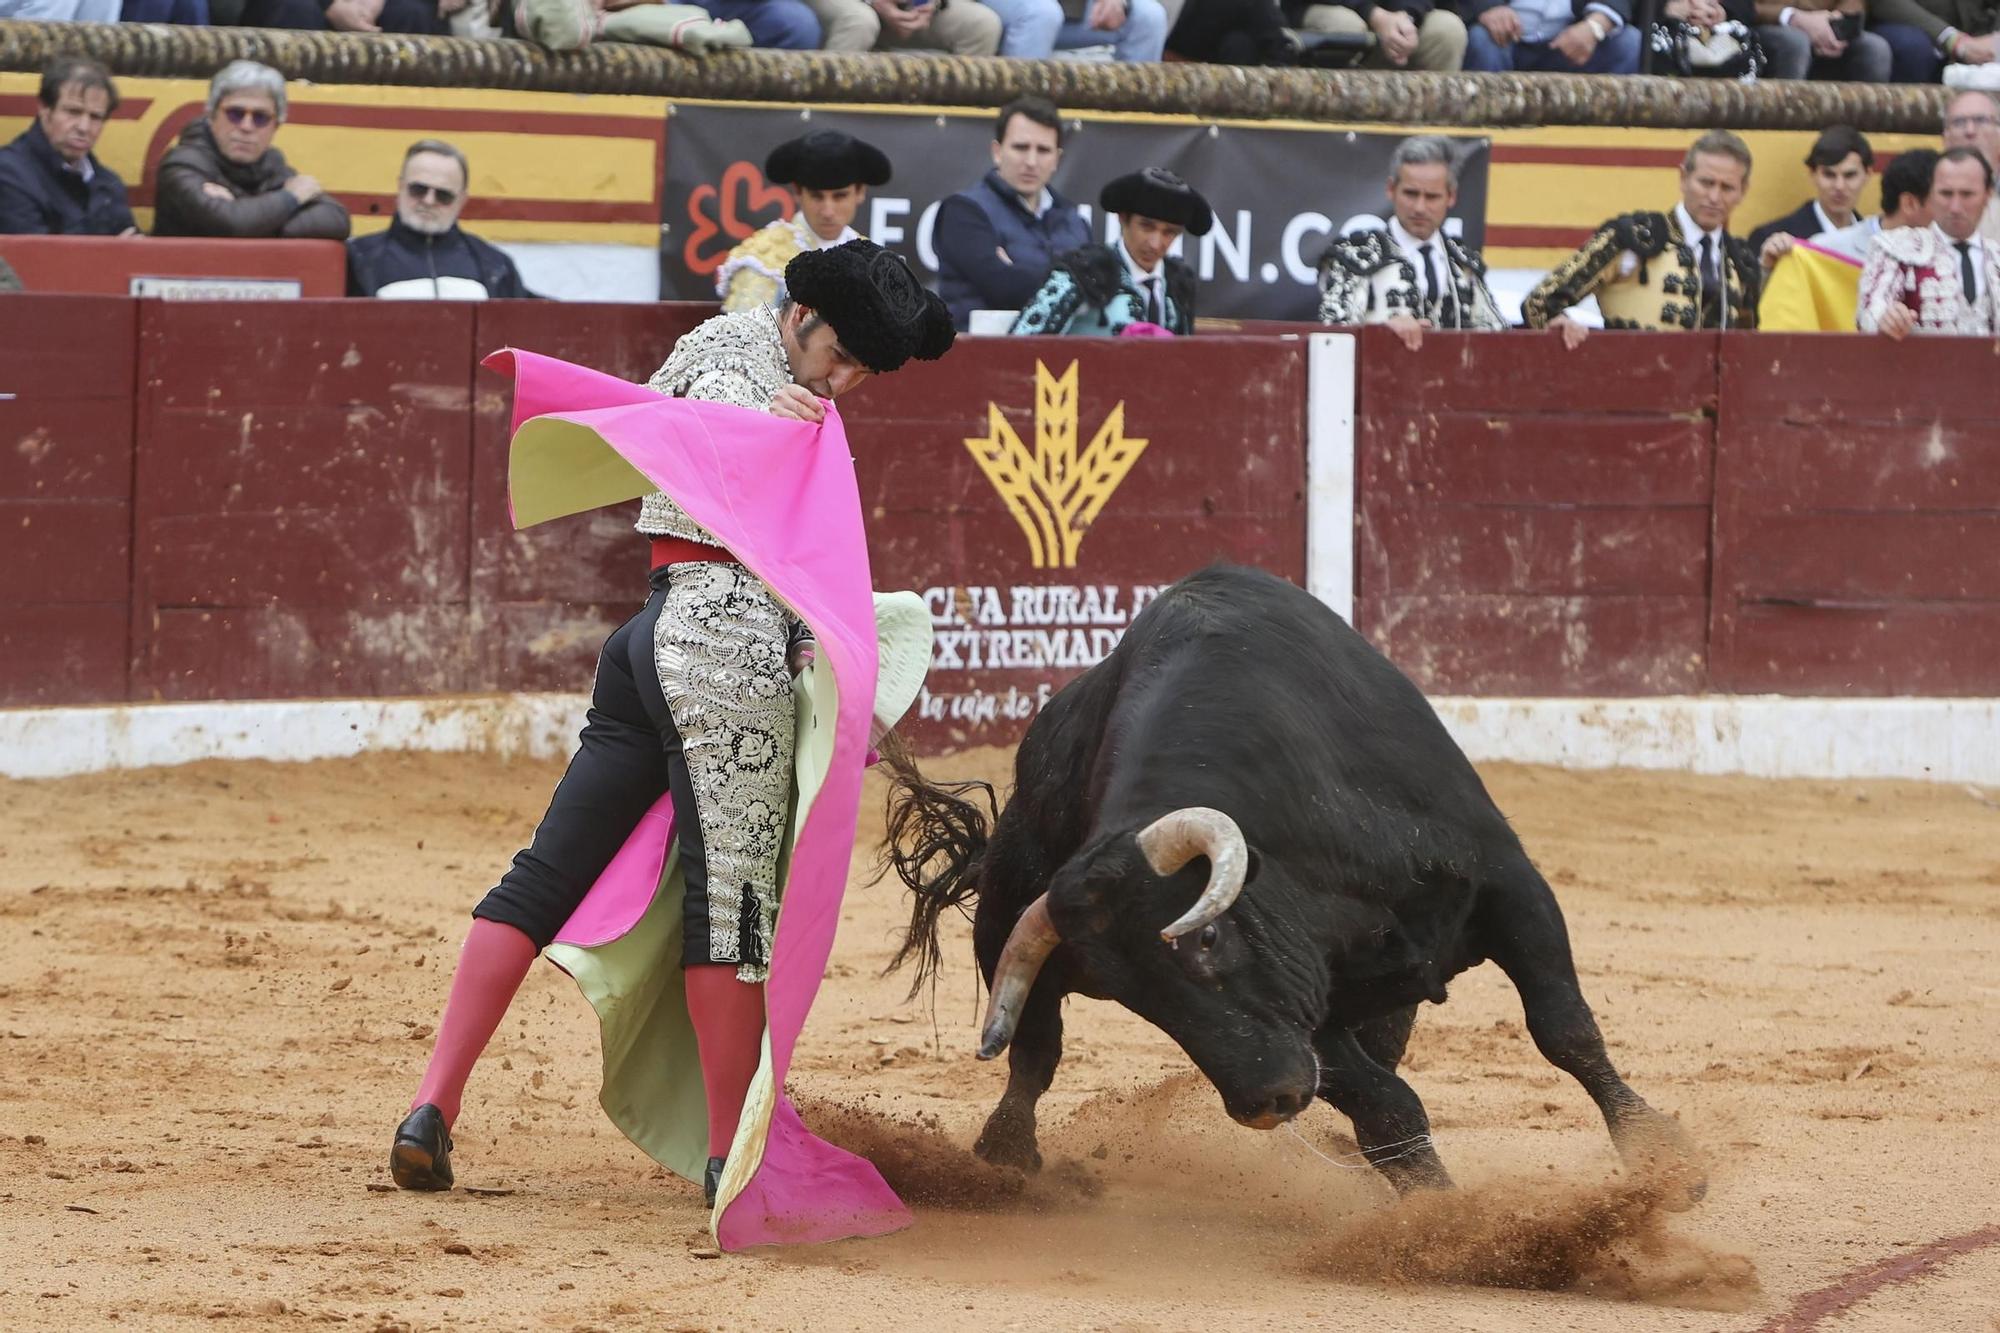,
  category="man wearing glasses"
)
[153,60,350,240]
[1942,90,2000,250]
[347,140,537,300]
